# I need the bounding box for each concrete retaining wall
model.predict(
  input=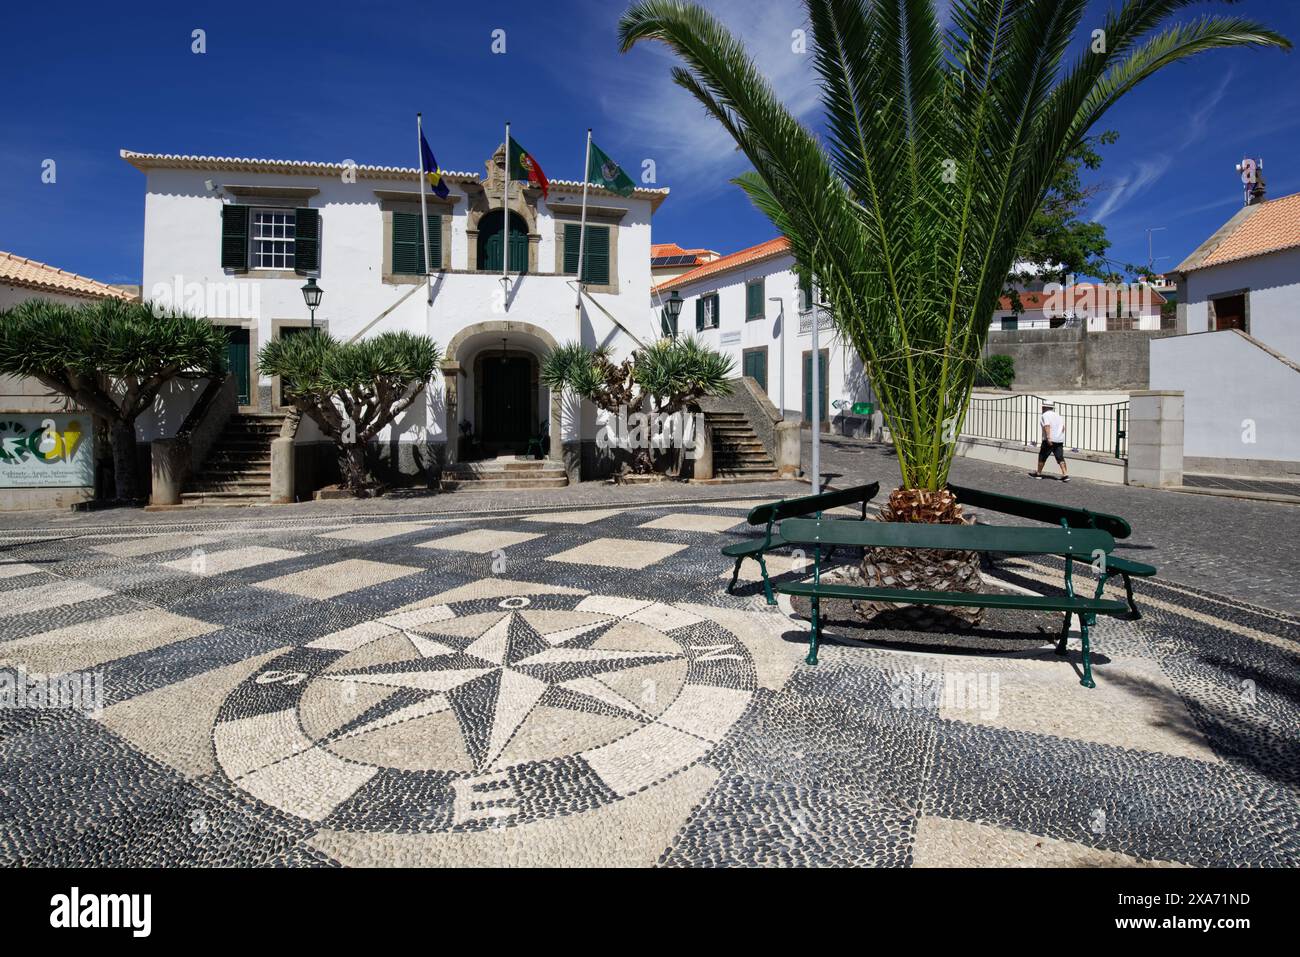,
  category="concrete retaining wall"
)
[985,327,1174,391]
